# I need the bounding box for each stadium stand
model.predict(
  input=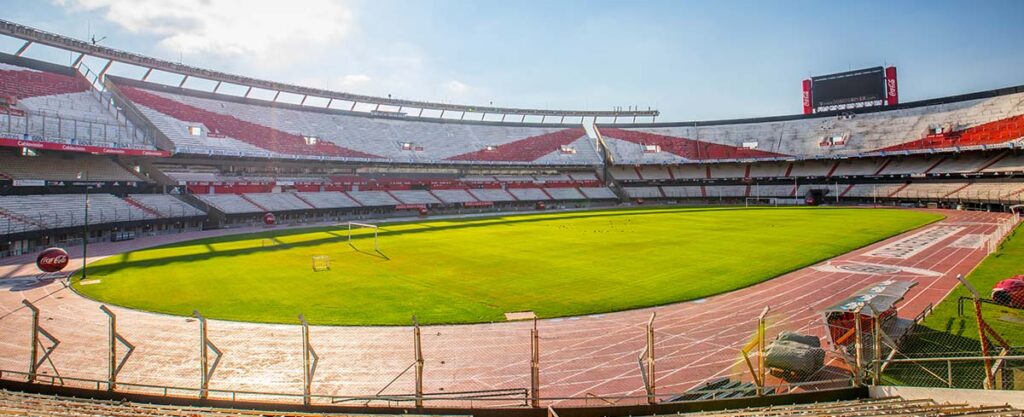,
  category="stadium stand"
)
[709,164,745,179]
[544,187,586,200]
[0,54,149,149]
[194,194,264,214]
[508,187,550,201]
[390,190,442,205]
[111,77,602,165]
[661,185,703,198]
[609,166,641,181]
[467,188,518,202]
[0,193,155,228]
[666,396,1024,416]
[671,165,708,179]
[0,151,144,182]
[293,191,362,209]
[704,185,748,197]
[243,192,315,212]
[598,88,1024,163]
[430,189,478,204]
[831,159,886,177]
[624,187,663,199]
[578,187,618,199]
[126,194,205,218]
[346,190,402,207]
